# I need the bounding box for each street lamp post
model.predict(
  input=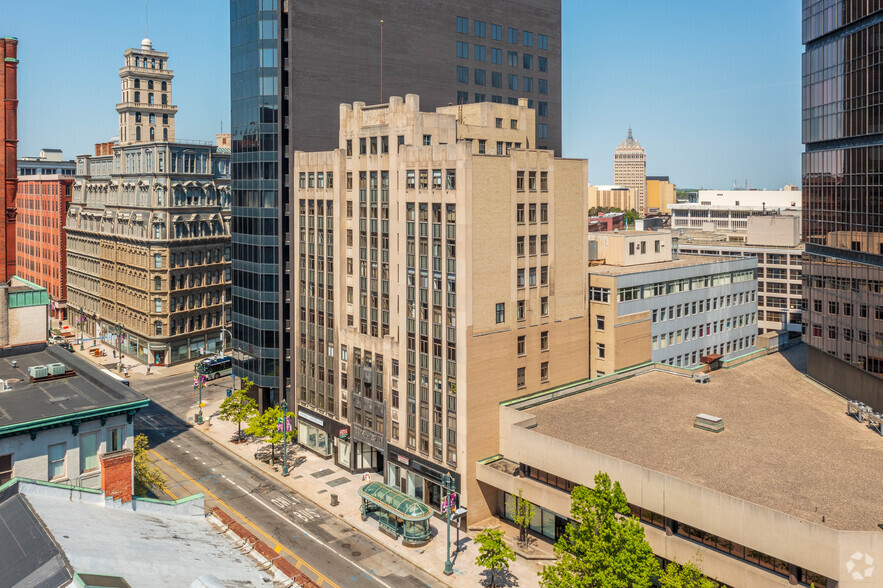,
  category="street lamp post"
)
[116,323,123,371]
[196,374,206,425]
[79,309,85,350]
[281,398,289,477]
[441,472,456,576]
